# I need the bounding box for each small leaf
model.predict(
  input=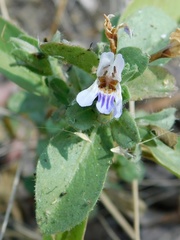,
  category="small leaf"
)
[143,138,180,177]
[11,37,53,75]
[126,66,176,101]
[48,77,70,105]
[119,47,149,82]
[68,66,95,96]
[36,128,113,234]
[66,103,98,131]
[11,37,38,53]
[122,64,138,83]
[40,42,99,73]
[111,109,141,149]
[115,154,144,182]
[18,35,39,48]
[12,48,53,75]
